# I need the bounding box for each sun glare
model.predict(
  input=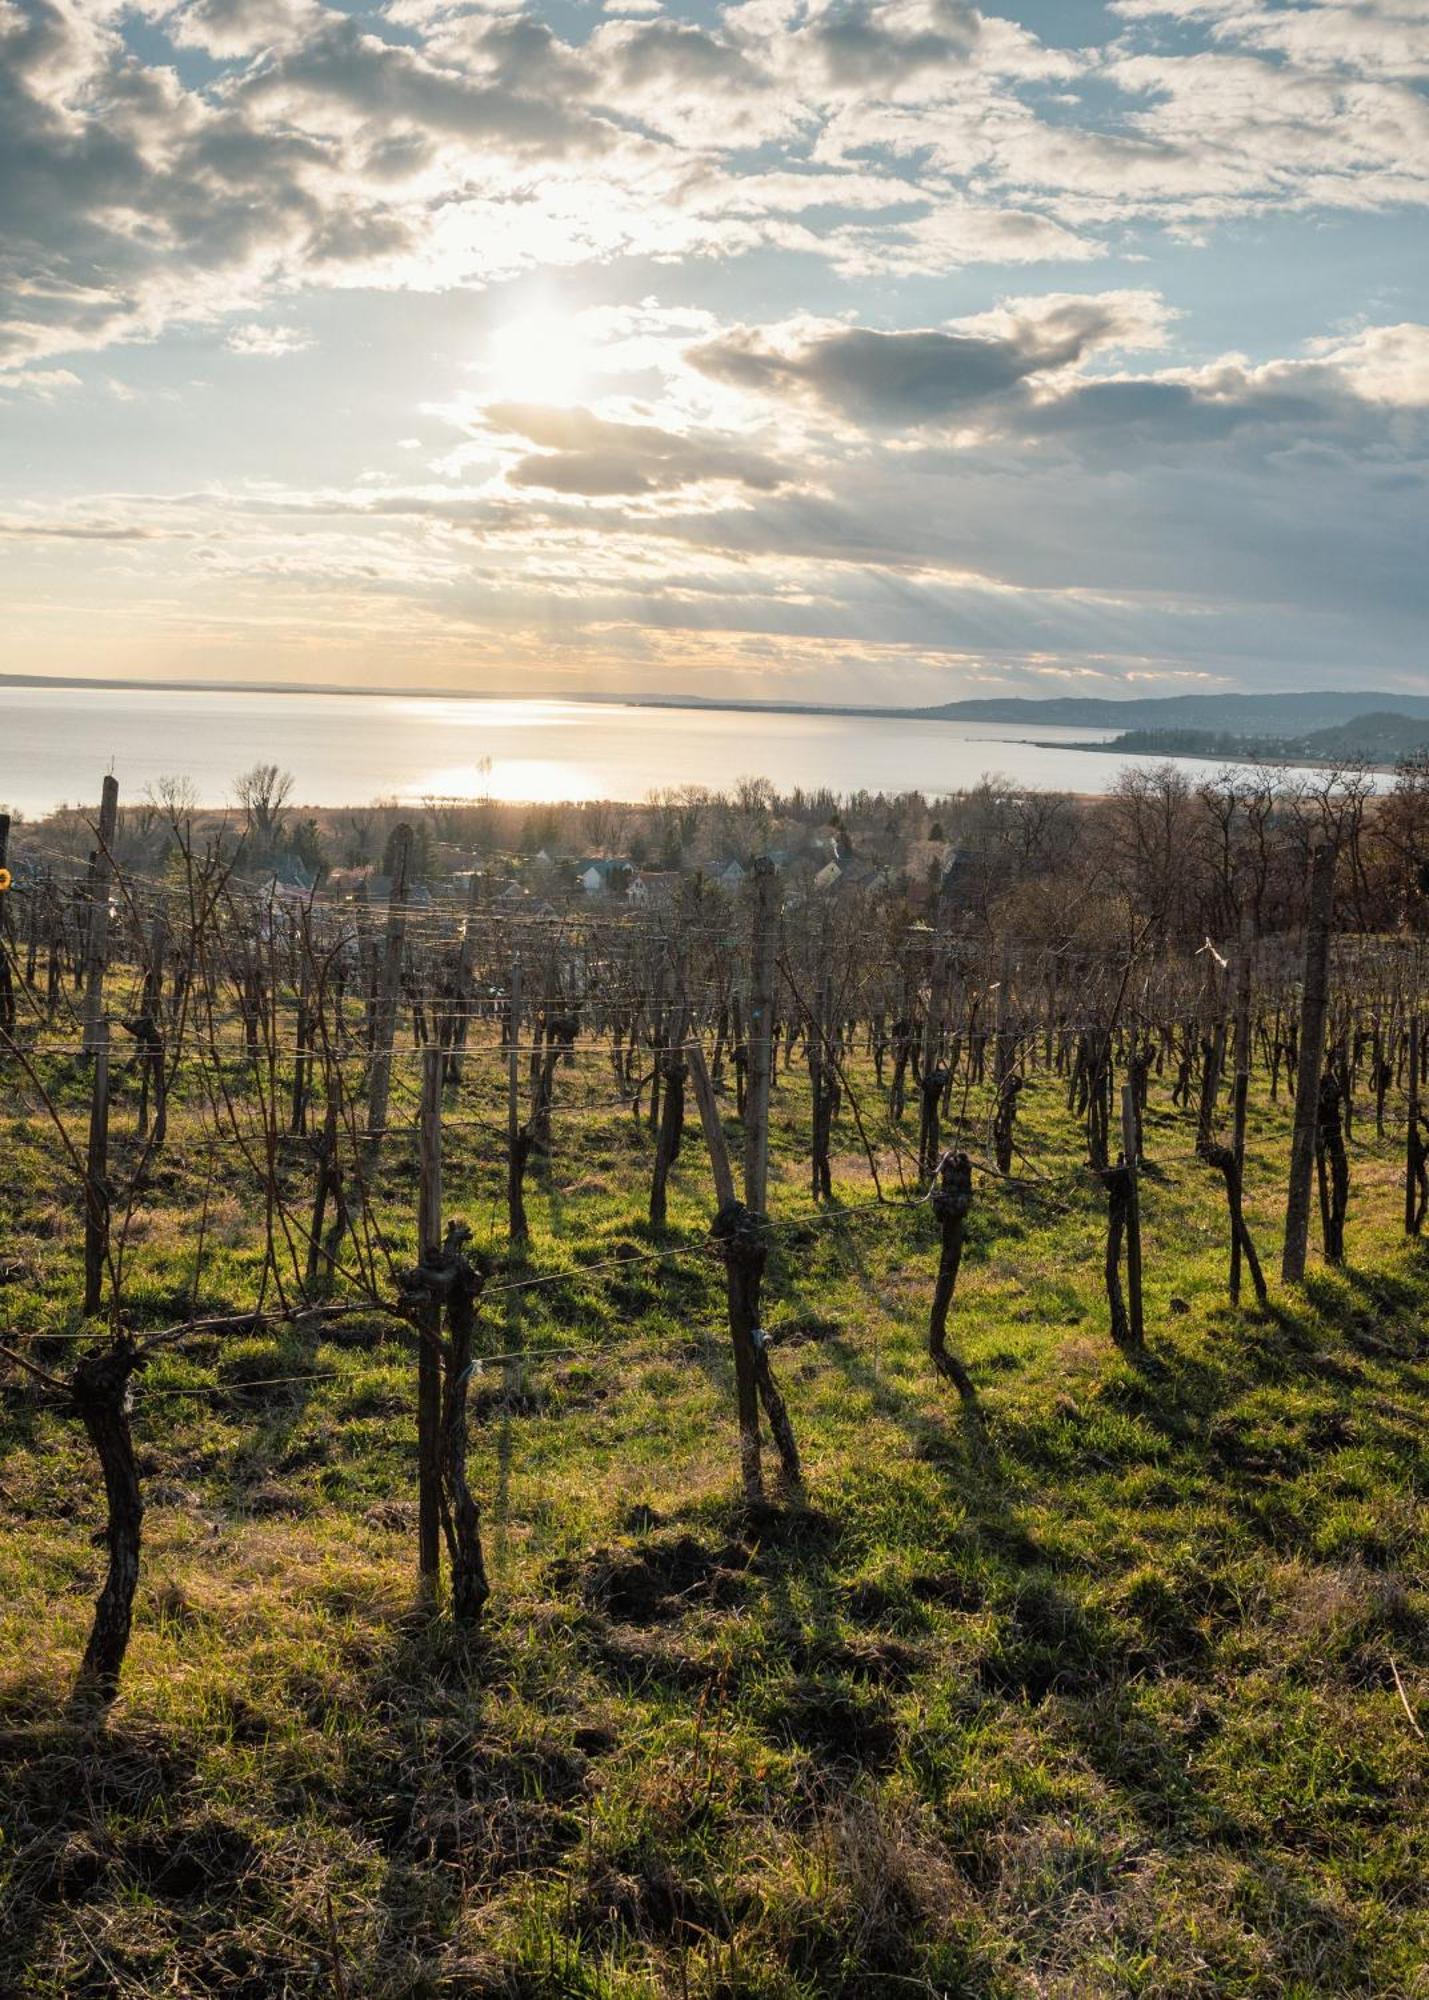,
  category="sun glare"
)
[483,309,592,404]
